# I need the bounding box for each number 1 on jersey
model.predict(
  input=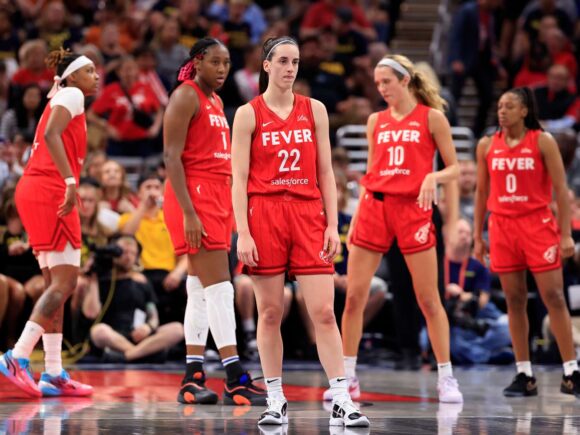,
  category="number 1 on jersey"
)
[221,131,228,150]
[278,149,301,172]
